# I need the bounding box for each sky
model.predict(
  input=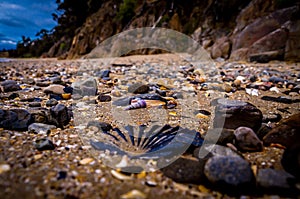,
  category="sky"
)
[0,0,57,50]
